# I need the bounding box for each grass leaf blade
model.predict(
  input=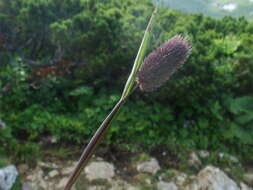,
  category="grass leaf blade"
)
[121,8,157,99]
